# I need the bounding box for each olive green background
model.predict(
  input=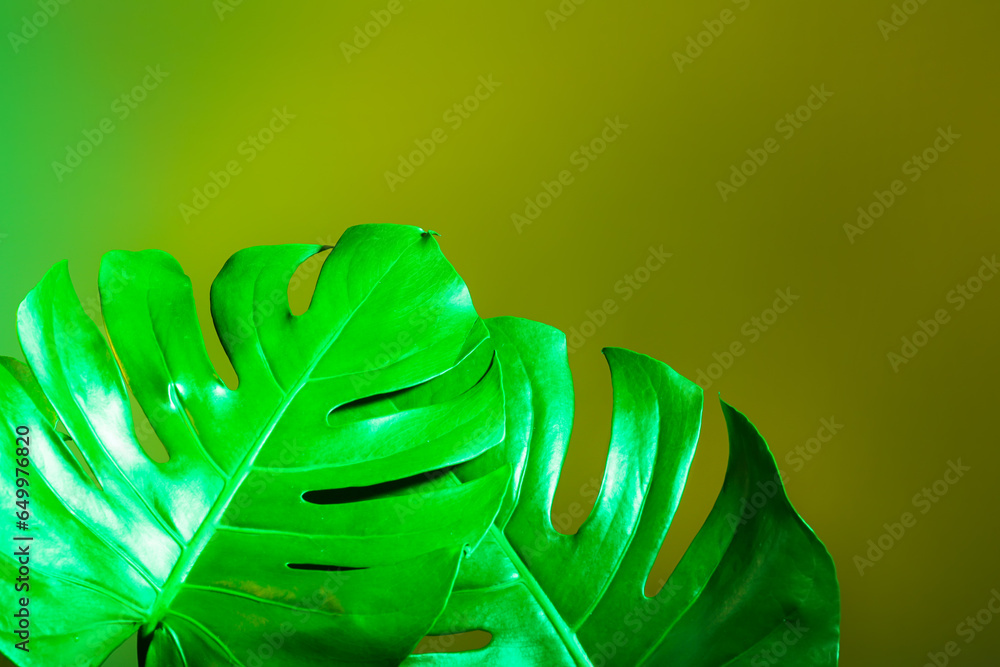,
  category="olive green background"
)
[2,0,998,665]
